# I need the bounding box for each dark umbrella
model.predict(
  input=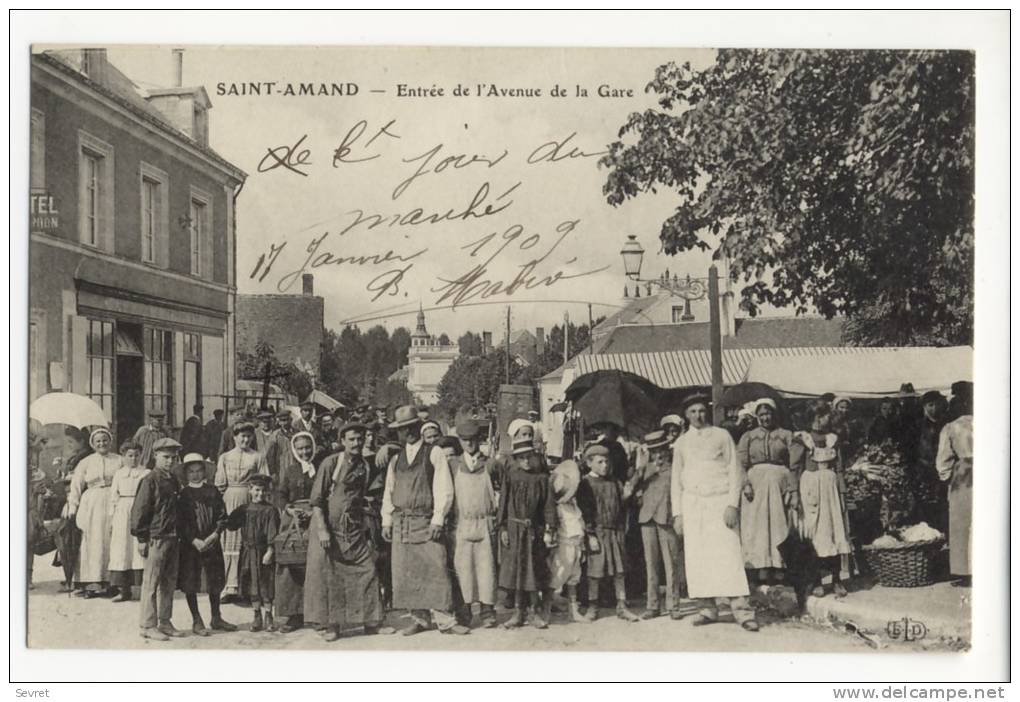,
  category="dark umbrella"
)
[721,381,783,409]
[54,517,81,592]
[565,370,662,438]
